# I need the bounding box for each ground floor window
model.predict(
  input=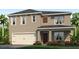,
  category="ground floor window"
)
[54,32,64,41]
